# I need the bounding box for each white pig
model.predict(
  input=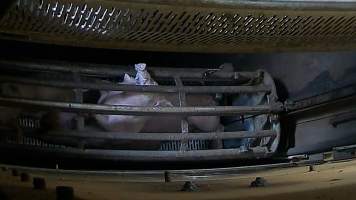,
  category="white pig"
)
[96,63,220,133]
